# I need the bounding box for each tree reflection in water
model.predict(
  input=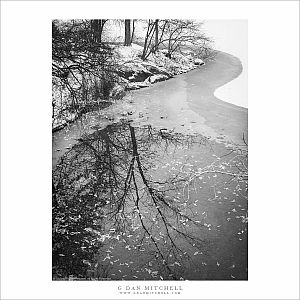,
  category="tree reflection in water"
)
[52,121,247,280]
